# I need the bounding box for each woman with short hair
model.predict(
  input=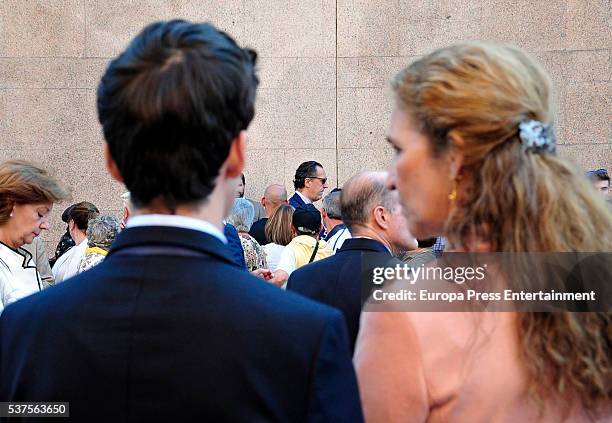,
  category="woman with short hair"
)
[78,214,120,273]
[227,198,266,272]
[0,161,69,312]
[355,42,612,422]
